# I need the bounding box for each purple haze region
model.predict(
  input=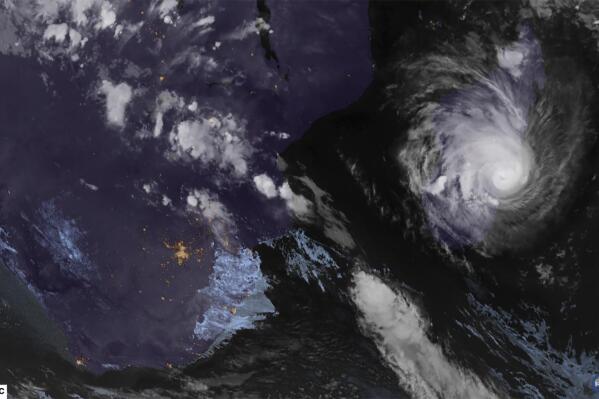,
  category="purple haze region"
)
[266,0,373,138]
[0,0,373,371]
[96,0,374,247]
